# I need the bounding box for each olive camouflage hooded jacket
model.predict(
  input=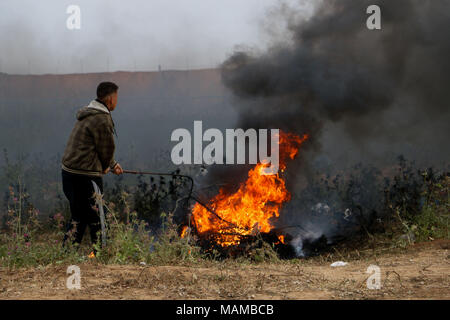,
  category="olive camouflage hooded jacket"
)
[62,99,117,177]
